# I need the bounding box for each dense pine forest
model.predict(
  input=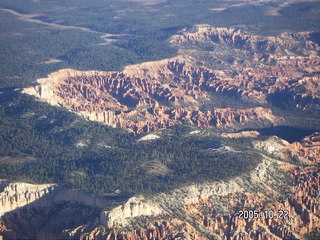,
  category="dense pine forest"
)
[0,90,263,196]
[1,0,320,196]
